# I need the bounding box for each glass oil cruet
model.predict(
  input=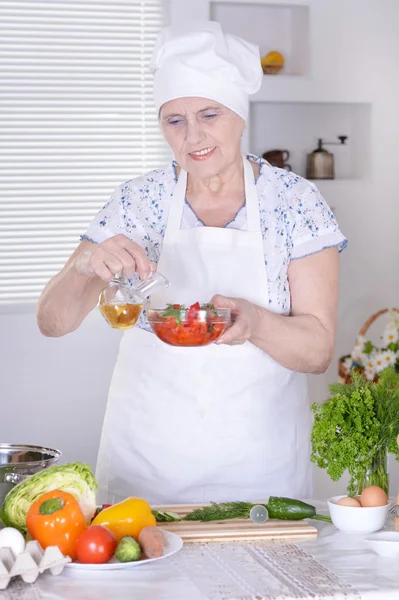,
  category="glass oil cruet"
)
[98,271,170,330]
